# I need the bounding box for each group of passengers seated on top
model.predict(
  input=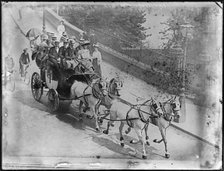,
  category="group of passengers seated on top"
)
[31,32,93,84]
